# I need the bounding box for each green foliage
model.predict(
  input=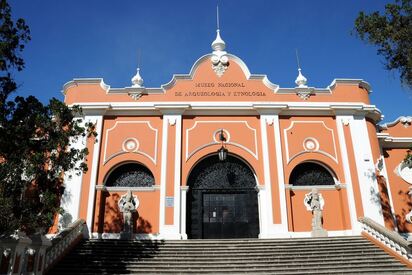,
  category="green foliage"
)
[0,0,94,235]
[354,0,412,88]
